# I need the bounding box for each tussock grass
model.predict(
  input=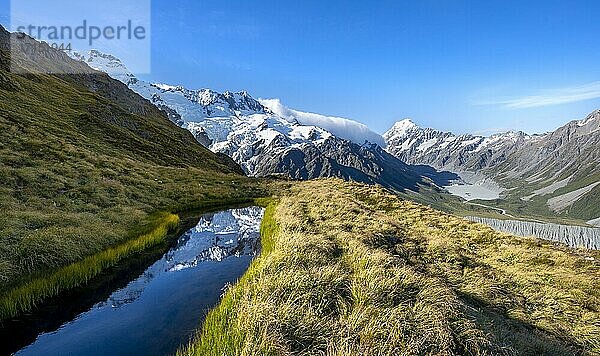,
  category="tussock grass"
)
[181,179,600,355]
[0,39,270,298]
[179,200,280,356]
[0,212,179,320]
